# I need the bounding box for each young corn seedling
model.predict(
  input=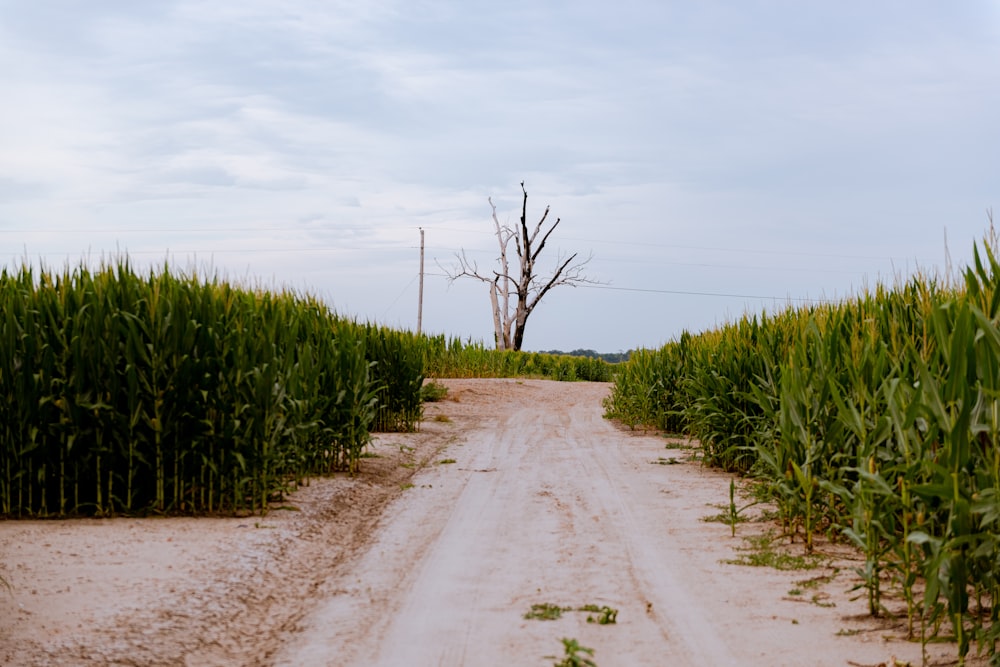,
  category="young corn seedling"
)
[725,479,765,537]
[549,638,597,667]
